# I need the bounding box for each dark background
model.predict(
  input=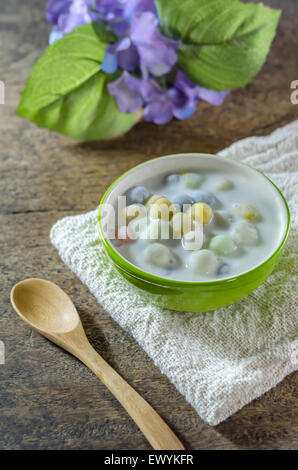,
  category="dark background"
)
[0,0,297,450]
